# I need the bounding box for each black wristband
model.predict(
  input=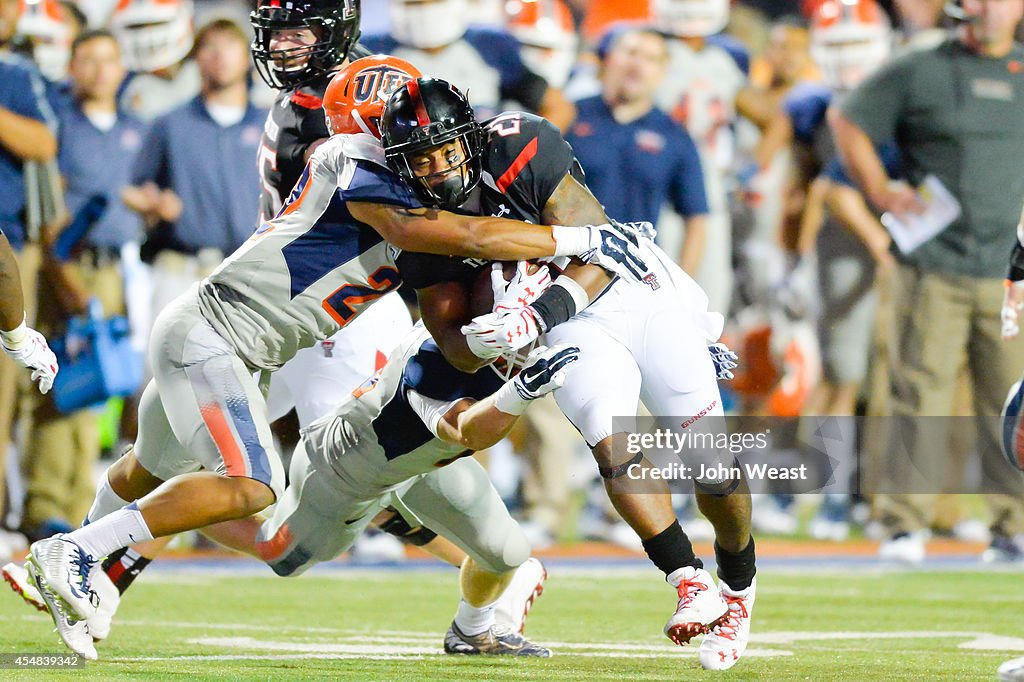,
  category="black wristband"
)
[529,284,577,333]
[1010,241,1024,282]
